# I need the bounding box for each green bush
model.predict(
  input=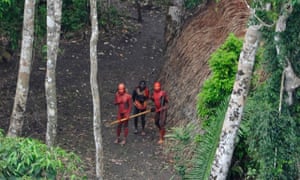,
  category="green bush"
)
[165,124,196,178]
[0,130,86,179]
[197,33,243,118]
[99,6,122,30]
[62,0,89,32]
[0,0,92,50]
[241,3,300,179]
[184,0,203,9]
[0,0,23,49]
[244,85,299,179]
